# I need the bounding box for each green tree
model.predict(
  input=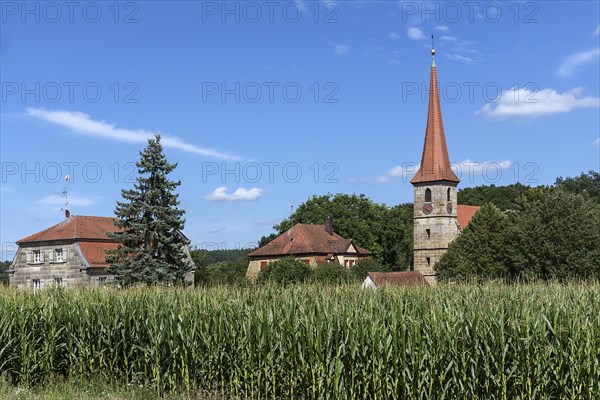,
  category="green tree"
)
[457,183,531,210]
[205,258,249,286]
[555,171,600,203]
[504,188,600,281]
[256,258,311,286]
[436,203,511,281]
[274,194,412,270]
[309,262,351,285]
[0,261,10,286]
[106,135,192,287]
